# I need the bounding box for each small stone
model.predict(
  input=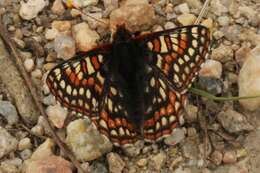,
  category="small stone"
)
[185,0,202,9]
[164,21,176,30]
[0,100,19,125]
[187,127,197,137]
[66,119,112,161]
[239,46,260,111]
[210,0,228,16]
[70,9,82,17]
[217,109,253,133]
[24,59,35,72]
[176,3,190,14]
[136,158,147,167]
[46,104,68,128]
[184,104,198,123]
[51,0,65,15]
[235,43,251,66]
[89,162,108,173]
[42,94,56,106]
[54,34,76,60]
[110,2,155,32]
[238,6,258,25]
[165,3,174,13]
[223,150,237,164]
[210,150,223,165]
[0,126,18,158]
[63,0,98,8]
[170,156,183,170]
[31,69,42,79]
[199,59,222,79]
[122,140,143,157]
[164,128,185,146]
[13,37,25,48]
[19,0,48,20]
[45,28,59,40]
[31,124,44,136]
[218,16,230,26]
[150,151,167,170]
[181,137,199,160]
[18,137,32,151]
[25,155,72,173]
[211,44,233,62]
[72,22,100,51]
[107,153,125,173]
[236,148,248,159]
[201,18,213,31]
[177,13,196,26]
[20,148,32,160]
[51,20,72,33]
